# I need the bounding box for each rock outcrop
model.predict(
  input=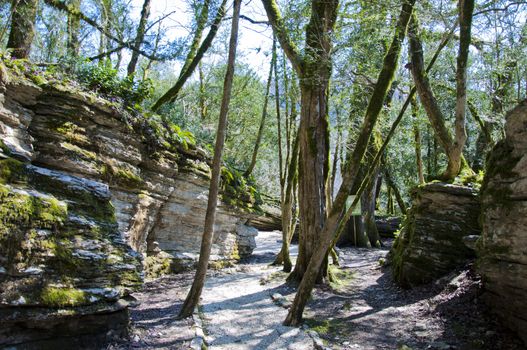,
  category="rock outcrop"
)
[478,100,527,345]
[0,61,270,347]
[389,183,480,288]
